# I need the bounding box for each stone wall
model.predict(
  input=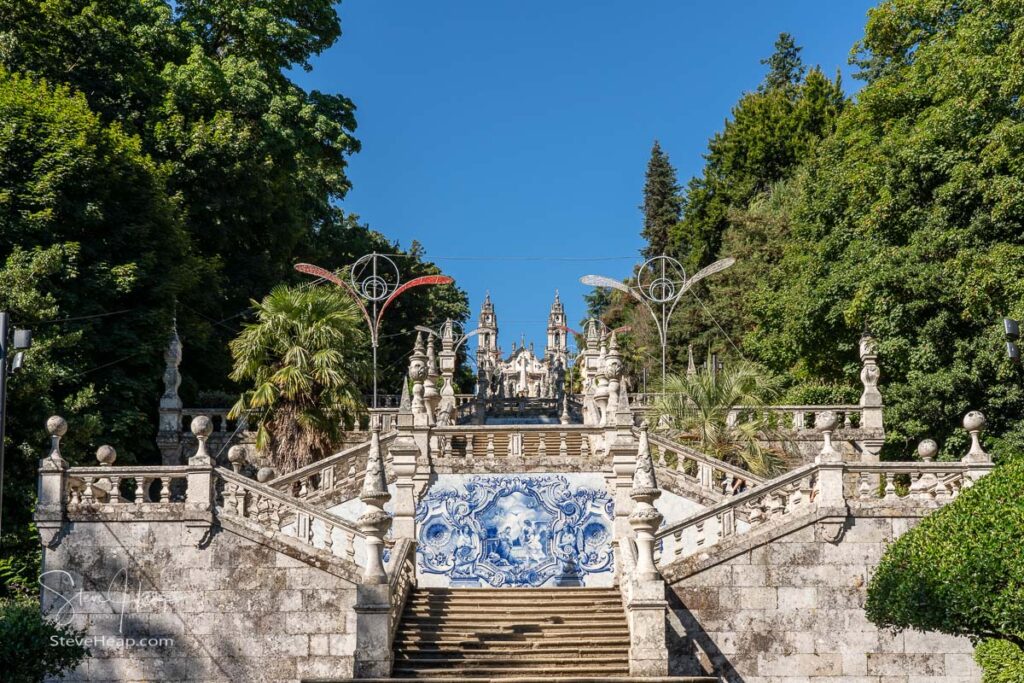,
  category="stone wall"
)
[664,507,980,683]
[41,515,359,683]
